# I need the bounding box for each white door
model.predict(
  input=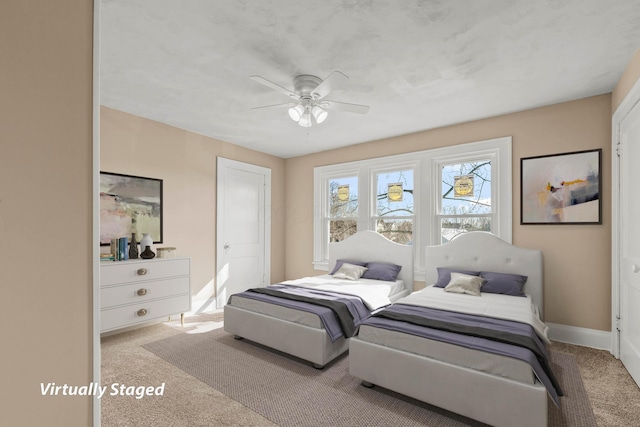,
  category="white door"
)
[216,158,271,308]
[619,99,640,387]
